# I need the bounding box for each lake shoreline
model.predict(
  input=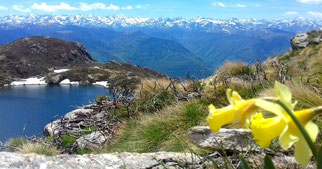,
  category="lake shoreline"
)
[2,76,109,88]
